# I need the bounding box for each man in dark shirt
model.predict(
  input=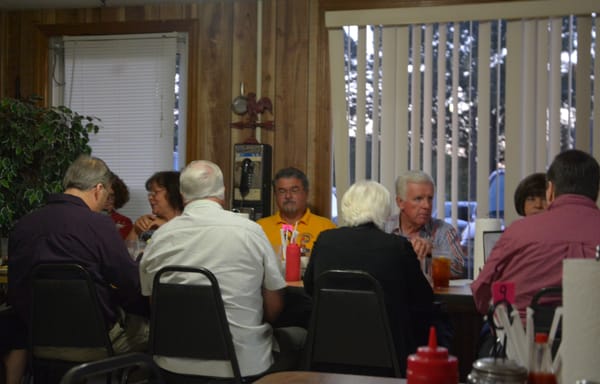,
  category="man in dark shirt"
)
[8,155,149,362]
